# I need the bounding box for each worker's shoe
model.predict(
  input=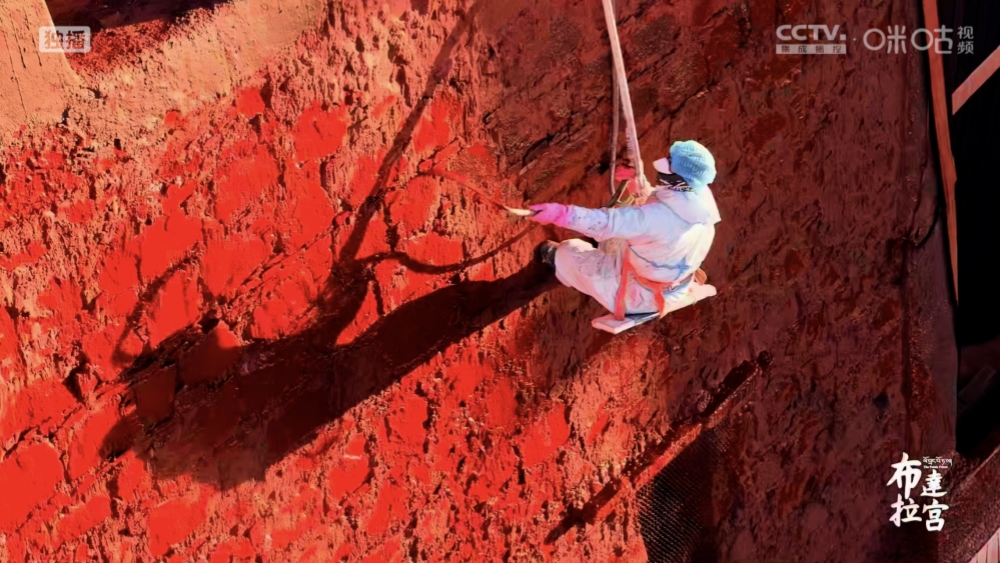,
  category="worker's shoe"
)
[536,240,559,267]
[694,268,708,284]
